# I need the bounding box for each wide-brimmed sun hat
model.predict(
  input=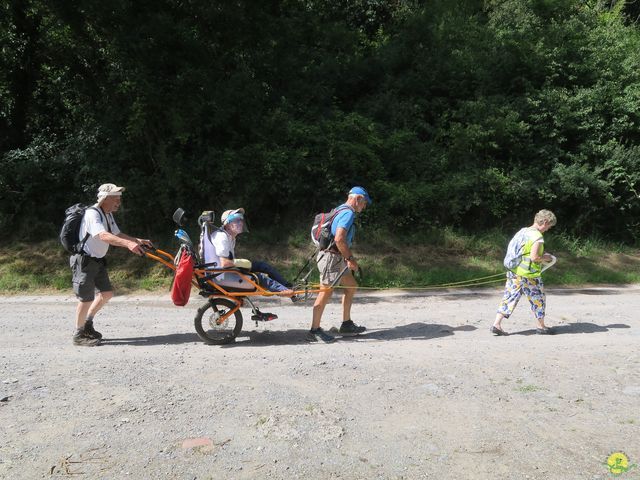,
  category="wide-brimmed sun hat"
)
[97,183,125,205]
